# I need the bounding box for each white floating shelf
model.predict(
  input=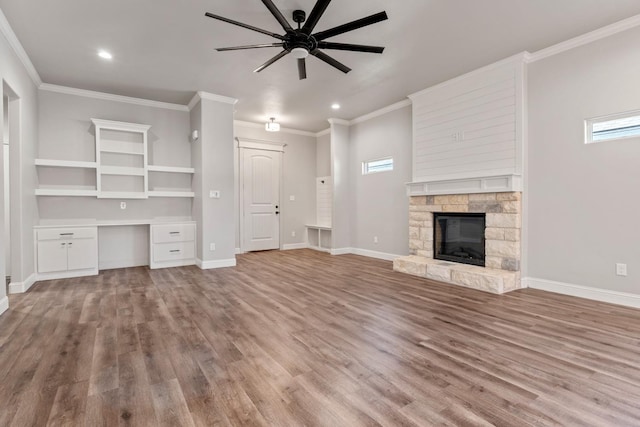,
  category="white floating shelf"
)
[98,191,148,199]
[35,159,97,169]
[148,165,195,174]
[36,189,98,197]
[100,166,145,176]
[148,191,195,198]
